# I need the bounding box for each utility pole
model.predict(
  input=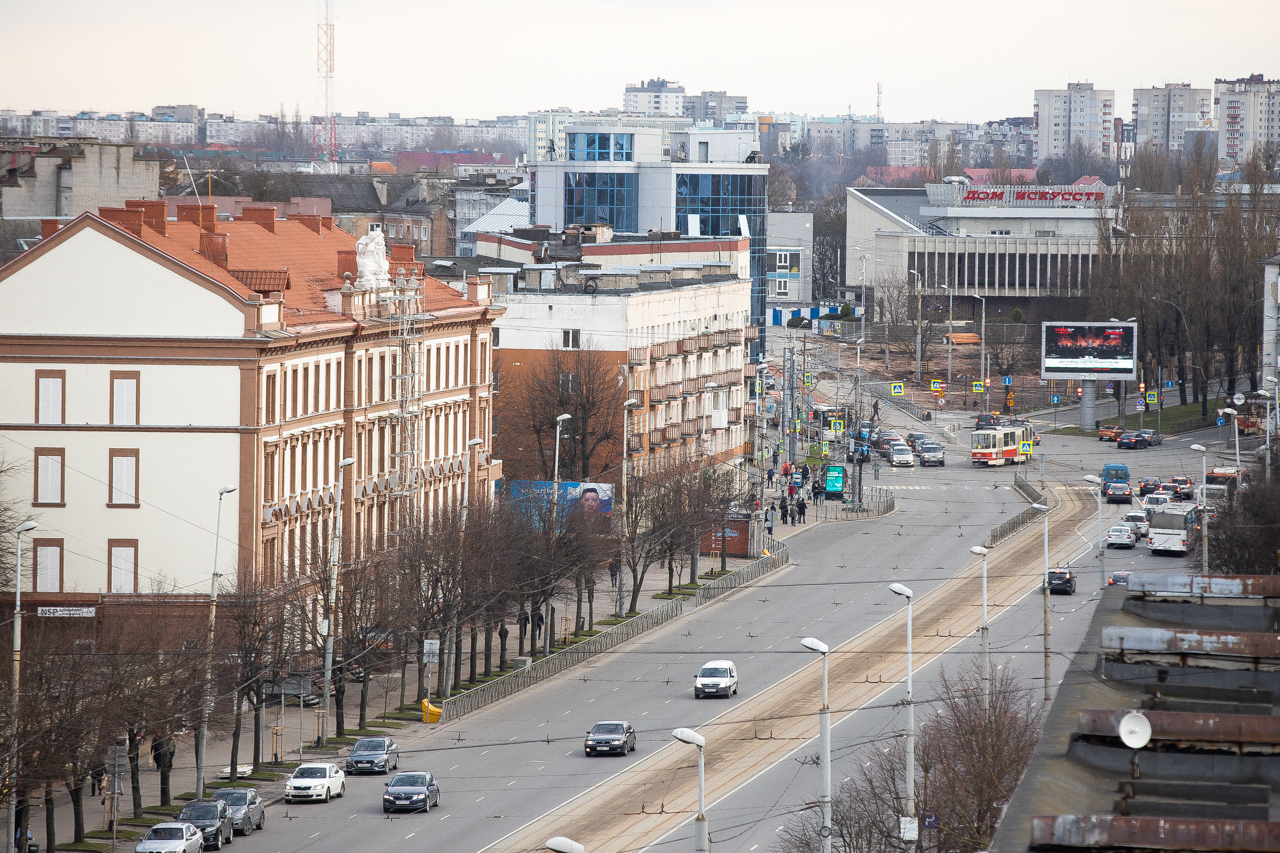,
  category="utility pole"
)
[910,270,922,382]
